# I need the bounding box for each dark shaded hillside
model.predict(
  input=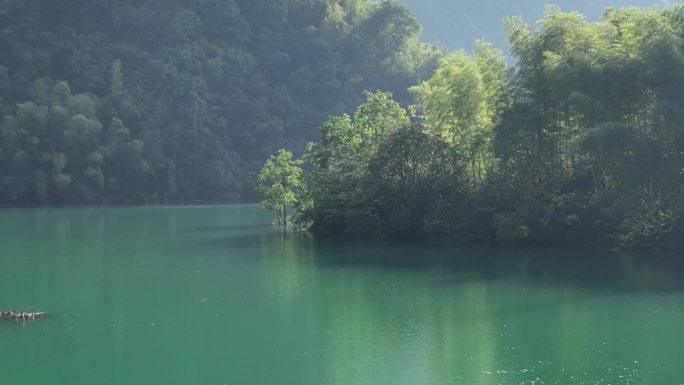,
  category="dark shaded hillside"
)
[400,0,669,50]
[0,0,441,204]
